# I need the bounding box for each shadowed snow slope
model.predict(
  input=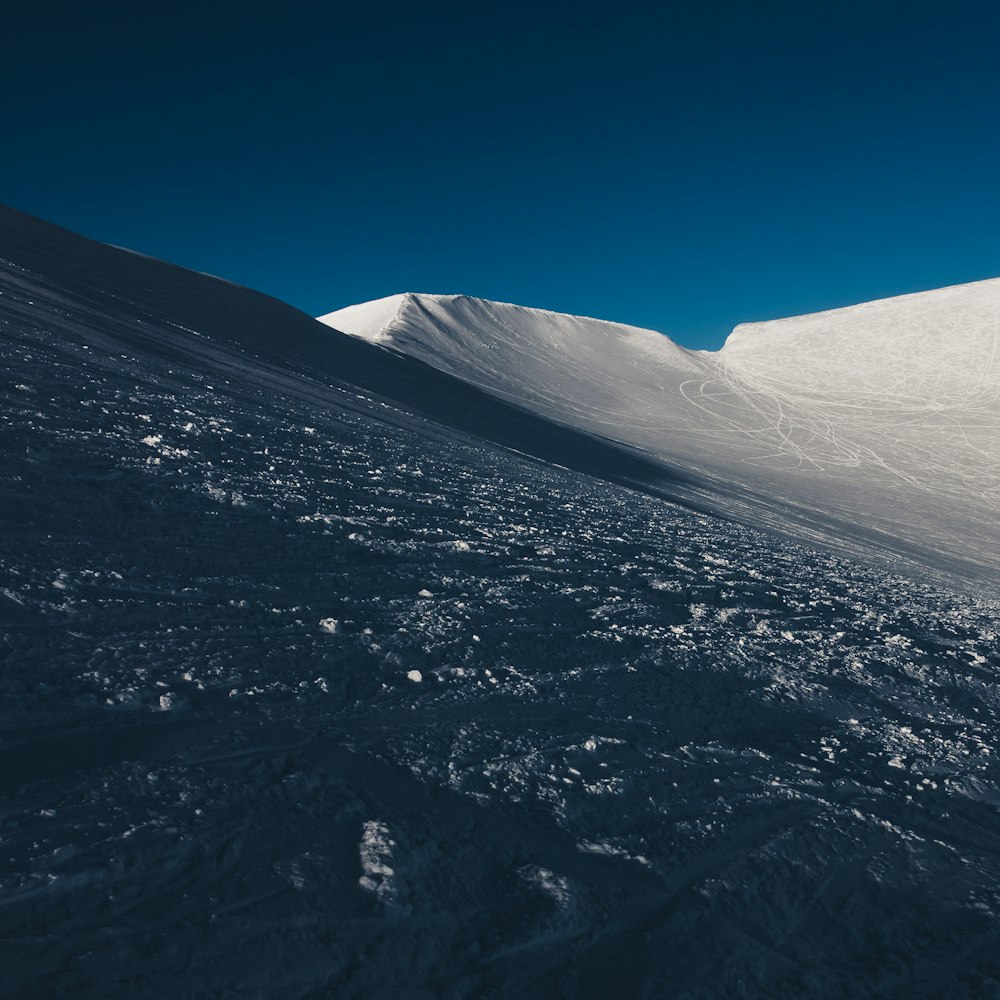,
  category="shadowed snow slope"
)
[321,289,1000,587]
[0,207,710,505]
